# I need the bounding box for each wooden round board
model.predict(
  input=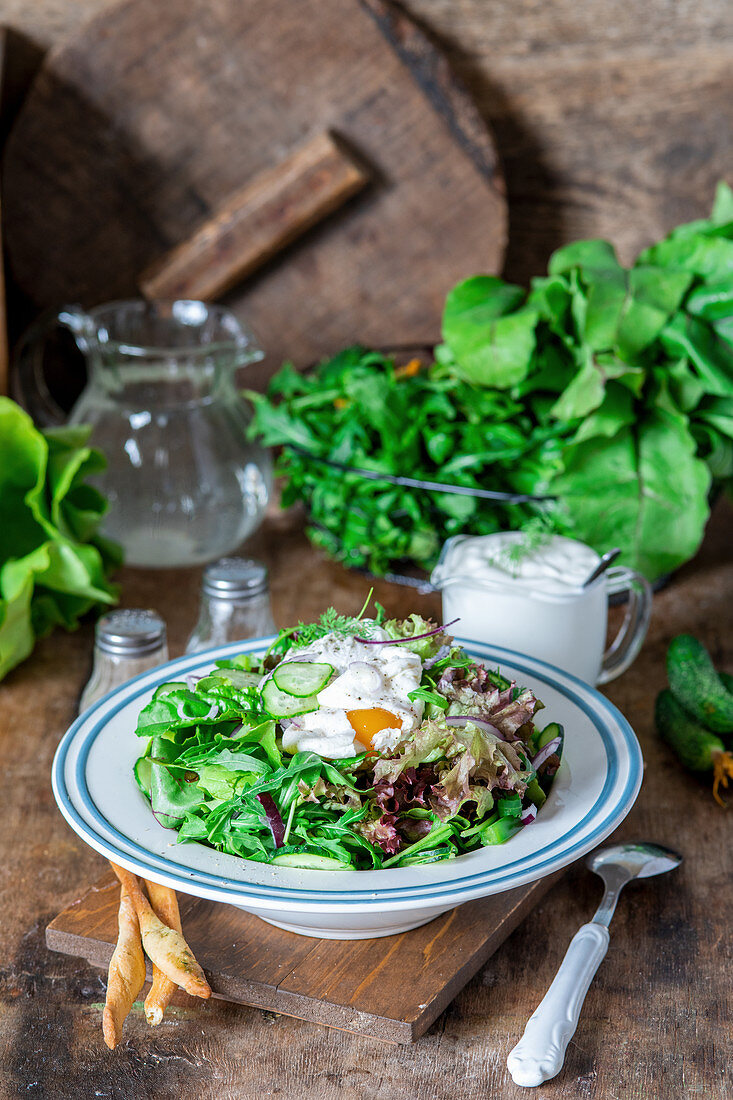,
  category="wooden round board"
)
[3,0,506,382]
